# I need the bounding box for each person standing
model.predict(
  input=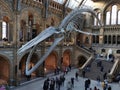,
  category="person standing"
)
[94,86,98,90]
[71,77,74,88]
[49,80,55,90]
[75,71,79,81]
[87,79,91,88]
[108,85,111,90]
[82,70,85,78]
[43,79,49,90]
[85,79,89,90]
[103,72,107,80]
